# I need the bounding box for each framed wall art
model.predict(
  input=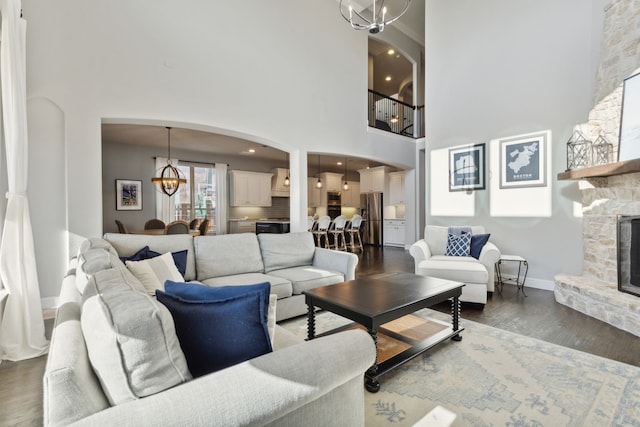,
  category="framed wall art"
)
[618,72,640,162]
[116,179,143,211]
[448,143,486,192]
[499,131,547,189]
